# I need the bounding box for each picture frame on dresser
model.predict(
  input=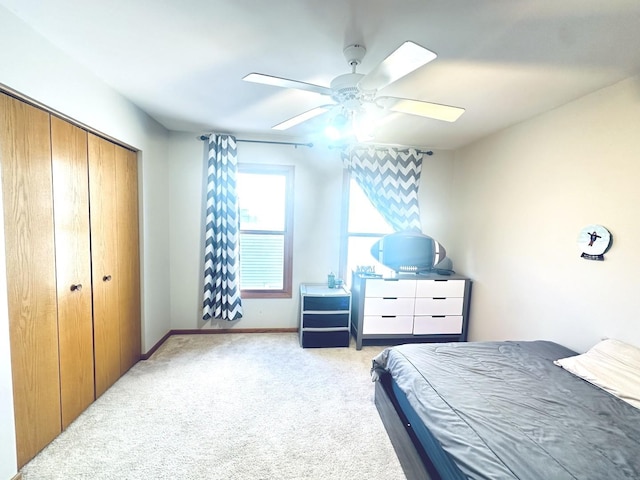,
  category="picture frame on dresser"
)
[350,272,471,350]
